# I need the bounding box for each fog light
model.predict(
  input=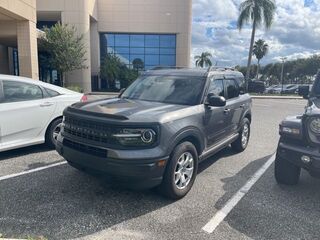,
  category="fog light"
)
[301,155,311,164]
[158,160,166,167]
